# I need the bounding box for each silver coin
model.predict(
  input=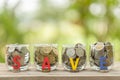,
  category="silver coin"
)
[94,42,105,59]
[75,43,83,48]
[62,54,69,64]
[78,57,86,66]
[66,48,76,58]
[75,47,84,57]
[8,47,15,53]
